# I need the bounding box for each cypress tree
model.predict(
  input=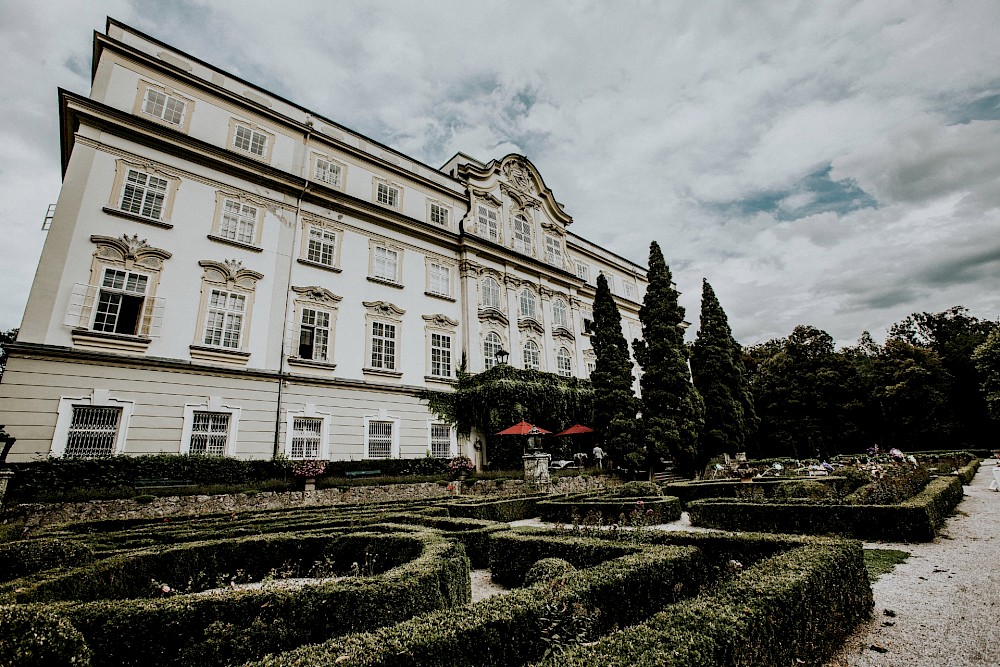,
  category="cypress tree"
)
[632,242,705,476]
[690,279,758,463]
[590,273,639,467]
